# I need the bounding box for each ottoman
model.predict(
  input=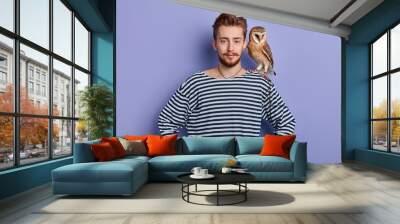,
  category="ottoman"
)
[52,157,148,196]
